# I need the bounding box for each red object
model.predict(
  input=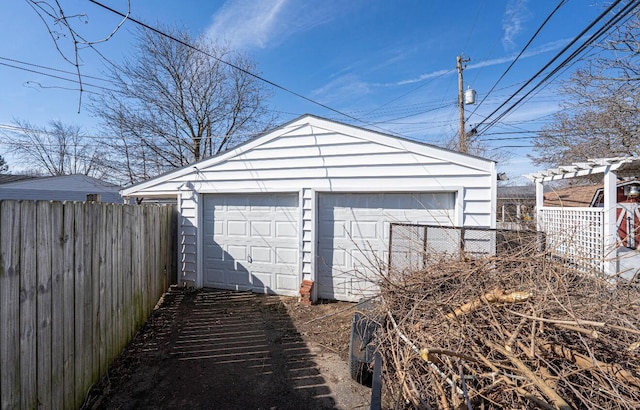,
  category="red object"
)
[299,280,314,306]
